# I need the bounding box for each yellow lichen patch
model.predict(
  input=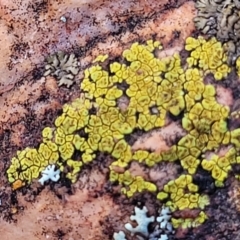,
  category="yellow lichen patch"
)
[157,175,209,211]
[7,147,51,184]
[172,211,208,229]
[7,37,240,230]
[132,150,162,167]
[42,127,53,141]
[66,159,83,183]
[110,170,157,198]
[236,56,240,77]
[93,54,108,63]
[202,148,236,187]
[185,36,231,80]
